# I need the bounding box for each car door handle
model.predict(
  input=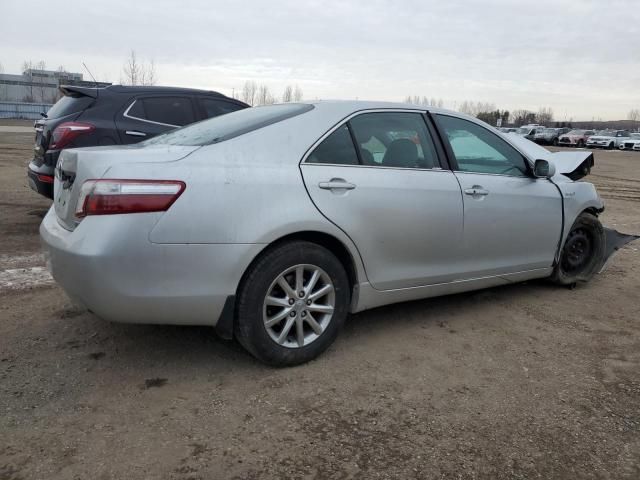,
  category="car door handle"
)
[125,130,147,137]
[318,179,356,190]
[464,186,489,196]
